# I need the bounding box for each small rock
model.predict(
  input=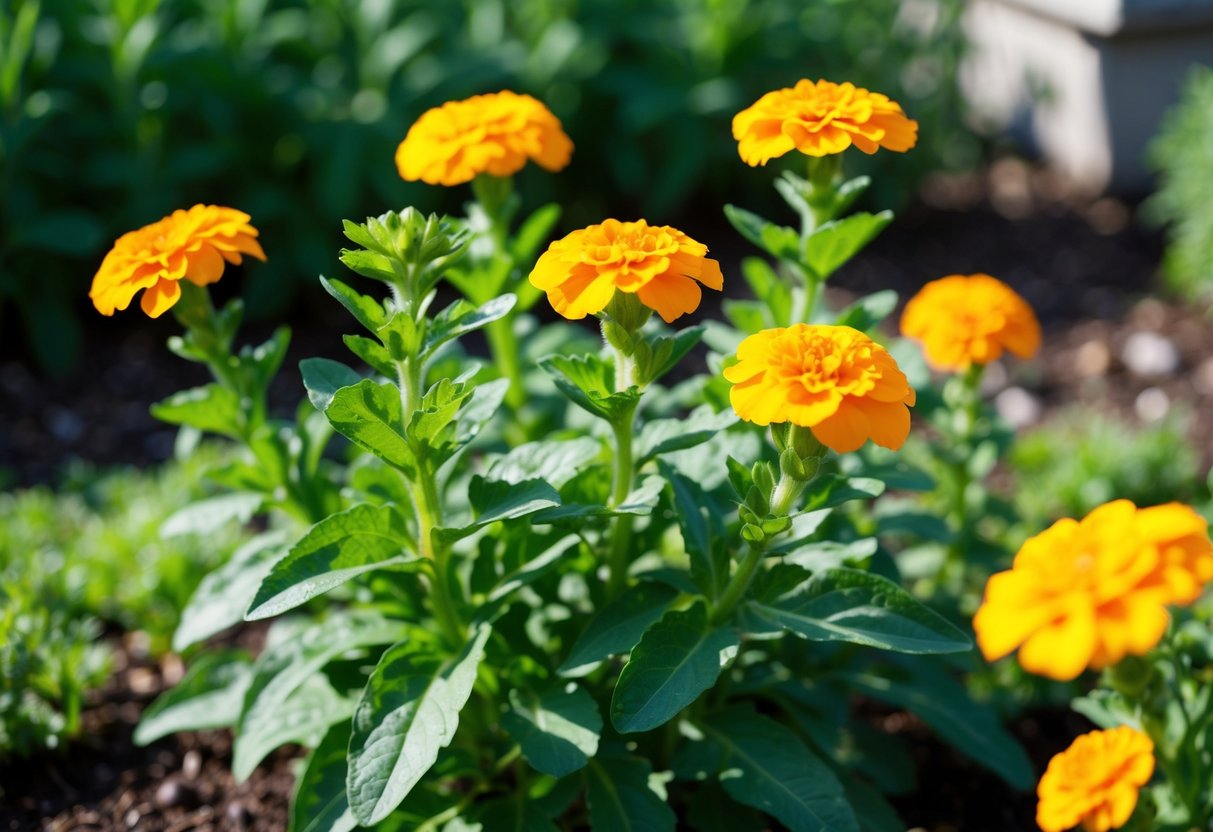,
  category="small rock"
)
[155,777,200,810]
[1073,339,1110,377]
[226,800,253,831]
[182,749,202,780]
[995,386,1042,429]
[1135,387,1170,422]
[1086,197,1129,235]
[1194,357,1213,396]
[1121,331,1179,378]
[124,807,141,829]
[127,666,158,695]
